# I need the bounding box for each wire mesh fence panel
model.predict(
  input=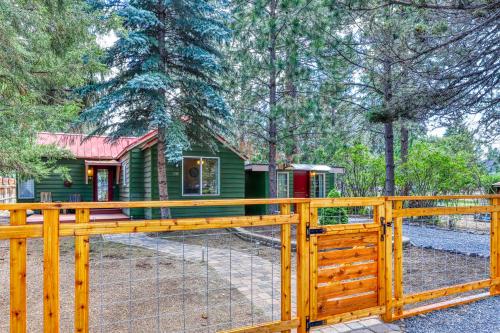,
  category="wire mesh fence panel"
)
[401,199,491,310]
[317,205,375,226]
[26,239,44,333]
[60,238,75,332]
[87,224,285,333]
